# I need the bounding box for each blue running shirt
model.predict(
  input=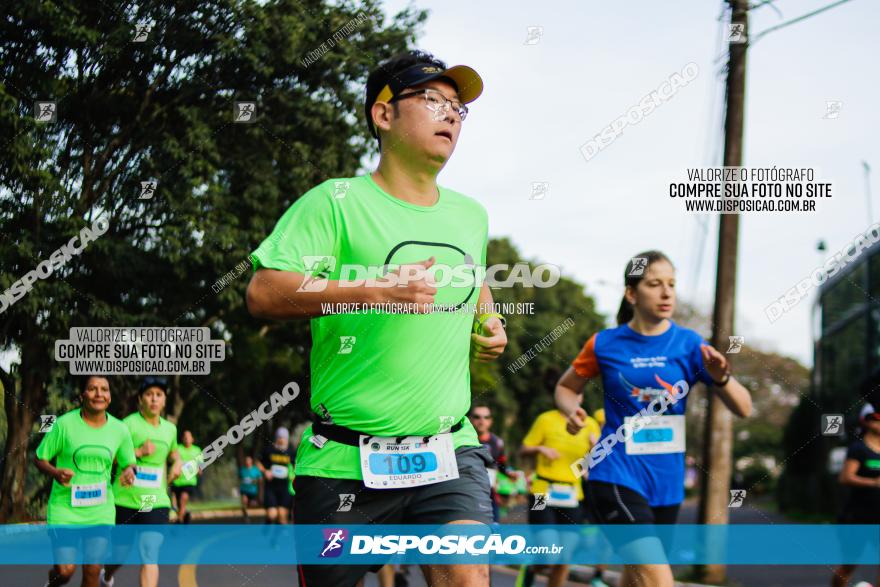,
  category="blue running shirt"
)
[571,321,714,506]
